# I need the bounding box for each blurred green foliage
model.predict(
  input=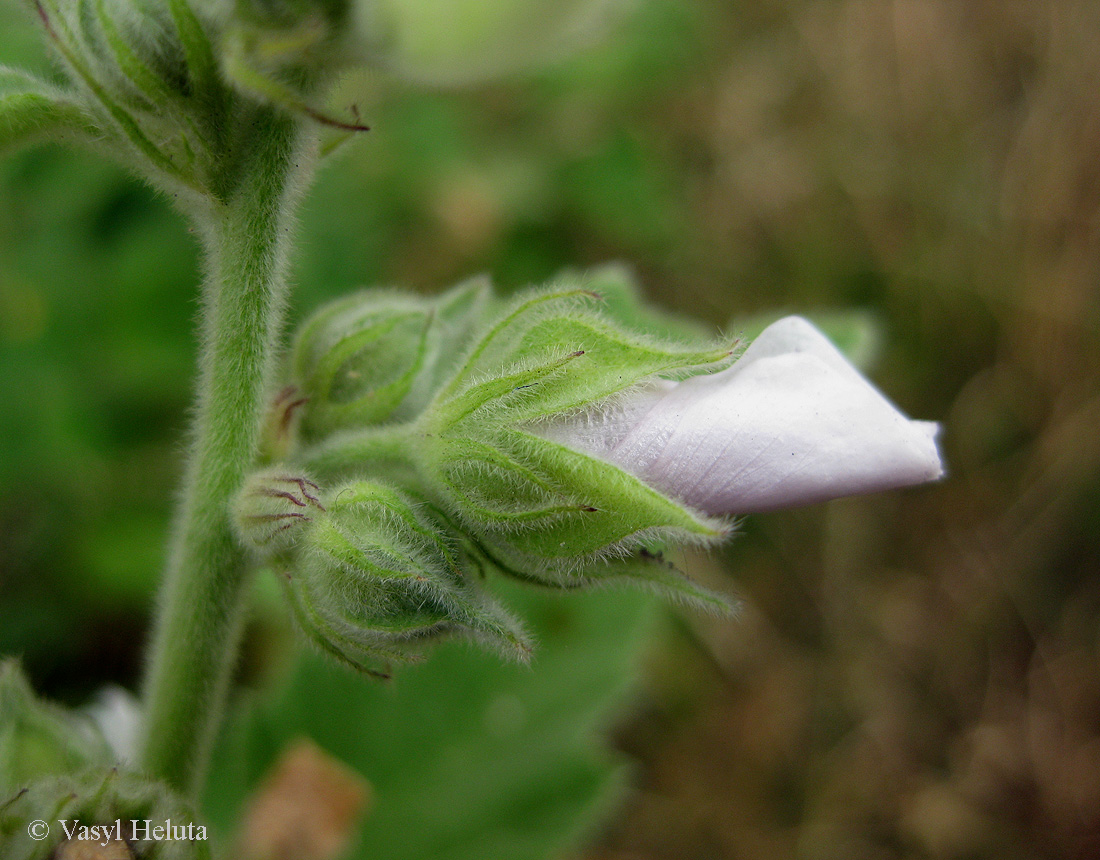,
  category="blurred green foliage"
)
[4,0,1100,858]
[207,581,654,860]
